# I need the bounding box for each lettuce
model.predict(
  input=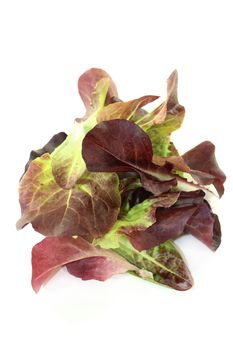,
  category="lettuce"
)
[17,154,120,239]
[17,68,226,292]
[32,236,138,292]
